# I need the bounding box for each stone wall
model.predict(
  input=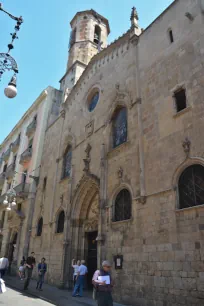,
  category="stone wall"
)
[30,0,204,305]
